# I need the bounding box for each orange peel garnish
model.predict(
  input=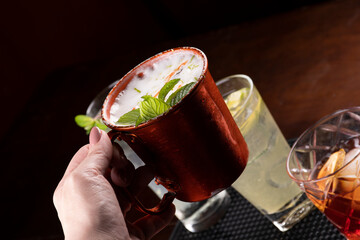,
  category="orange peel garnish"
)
[317,148,346,179]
